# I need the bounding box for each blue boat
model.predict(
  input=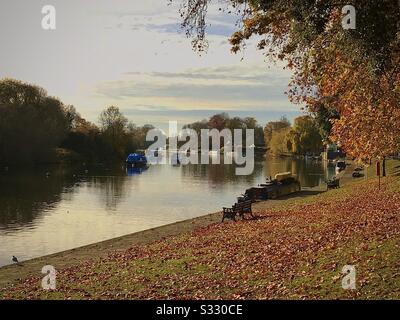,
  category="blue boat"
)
[127,166,148,176]
[126,153,148,168]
